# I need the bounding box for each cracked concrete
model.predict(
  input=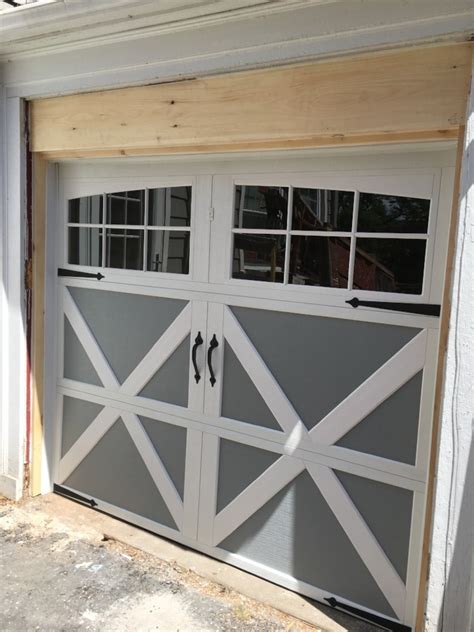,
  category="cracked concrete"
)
[0,495,378,632]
